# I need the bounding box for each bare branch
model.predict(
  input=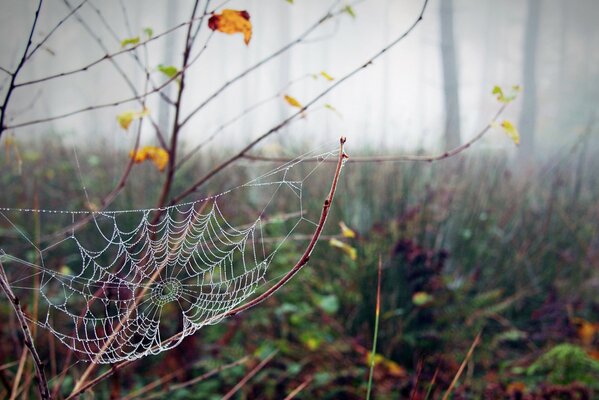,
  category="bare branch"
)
[154,0,207,209]
[170,0,429,205]
[224,137,348,317]
[65,136,347,398]
[178,1,343,129]
[239,103,509,164]
[25,0,88,61]
[0,0,43,139]
[175,73,311,170]
[0,257,51,400]
[13,11,211,88]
